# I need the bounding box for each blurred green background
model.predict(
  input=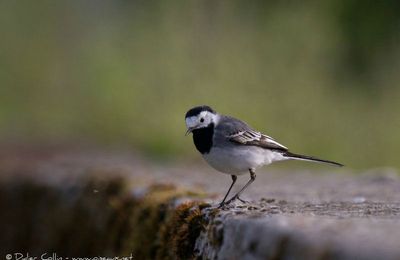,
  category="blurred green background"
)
[1,1,399,169]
